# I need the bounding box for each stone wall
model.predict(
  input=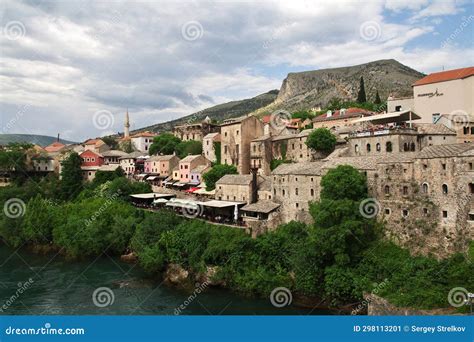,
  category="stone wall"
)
[365,294,456,316]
